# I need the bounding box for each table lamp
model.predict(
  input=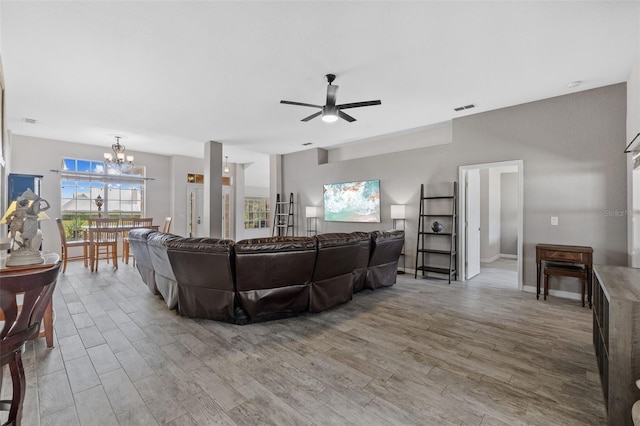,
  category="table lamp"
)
[306,206,319,236]
[1,189,51,266]
[390,204,406,230]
